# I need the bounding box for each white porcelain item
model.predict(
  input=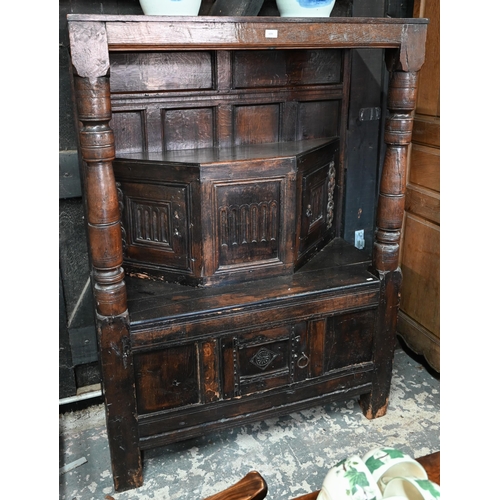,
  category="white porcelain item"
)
[317,455,382,500]
[276,0,336,17]
[382,477,440,500]
[139,0,202,15]
[362,447,427,493]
